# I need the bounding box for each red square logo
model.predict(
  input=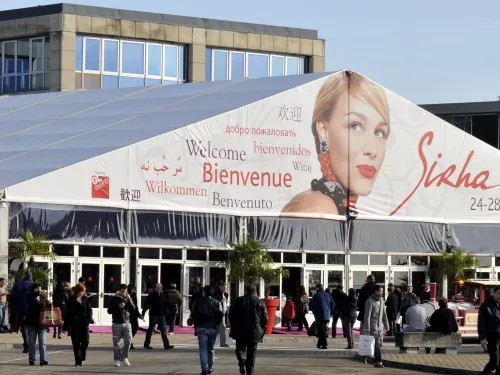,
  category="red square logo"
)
[91,175,110,199]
